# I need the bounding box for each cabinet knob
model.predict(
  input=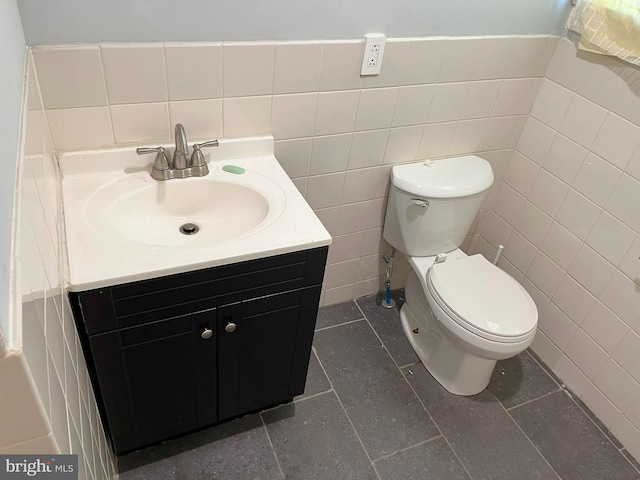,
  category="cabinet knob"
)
[201,327,213,340]
[224,321,237,333]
